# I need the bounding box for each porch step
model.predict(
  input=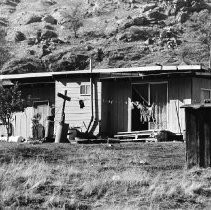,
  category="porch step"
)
[114,130,160,142]
[117,129,160,135]
[119,137,157,142]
